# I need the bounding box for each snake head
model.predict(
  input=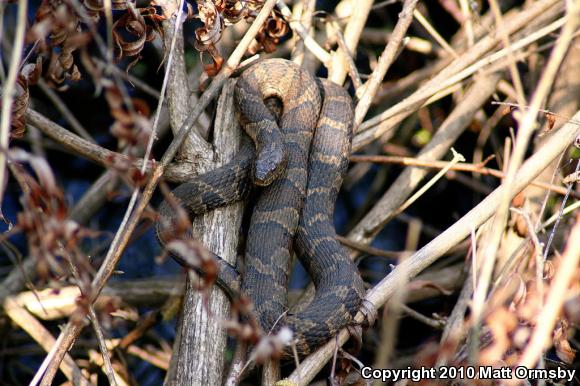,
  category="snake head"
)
[254,140,287,186]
